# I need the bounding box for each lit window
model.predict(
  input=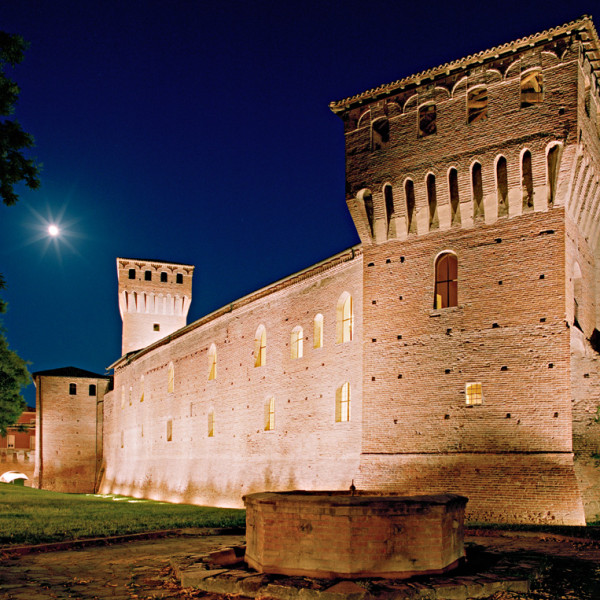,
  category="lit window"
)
[465,382,483,405]
[208,344,217,380]
[128,268,136,280]
[140,375,144,402]
[176,273,183,284]
[336,293,353,344]
[208,409,214,437]
[89,384,96,396]
[418,104,436,137]
[264,397,275,431]
[313,314,324,349]
[255,325,266,367]
[166,419,172,442]
[69,383,77,395]
[434,253,458,309]
[167,362,174,393]
[467,87,488,123]
[144,270,152,281]
[290,326,303,359]
[335,382,350,422]
[521,70,543,107]
[160,272,168,283]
